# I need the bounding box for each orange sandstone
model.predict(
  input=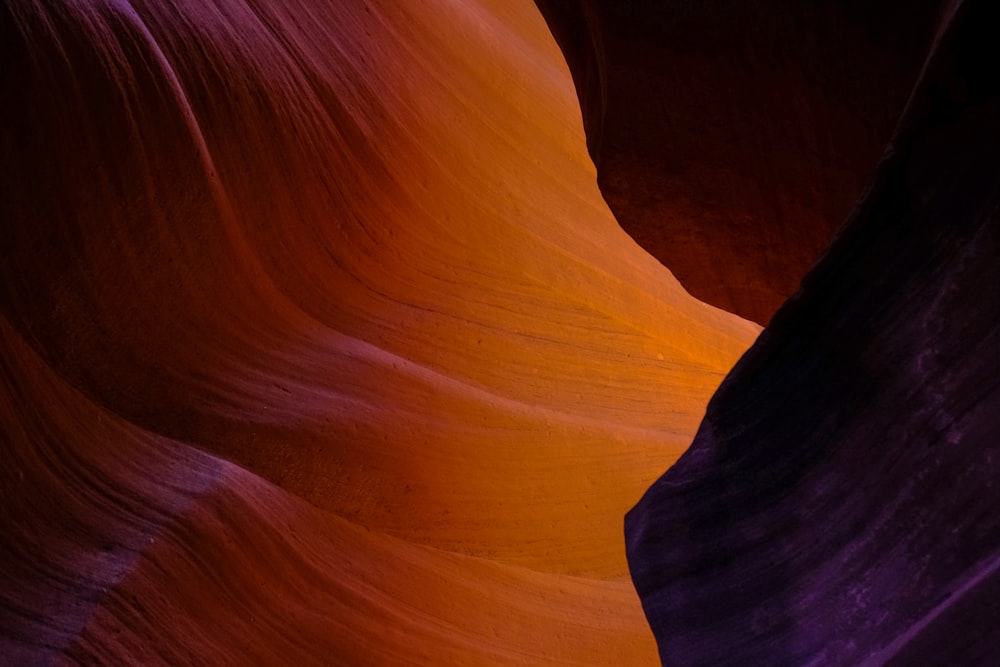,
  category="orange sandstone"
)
[0,0,757,663]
